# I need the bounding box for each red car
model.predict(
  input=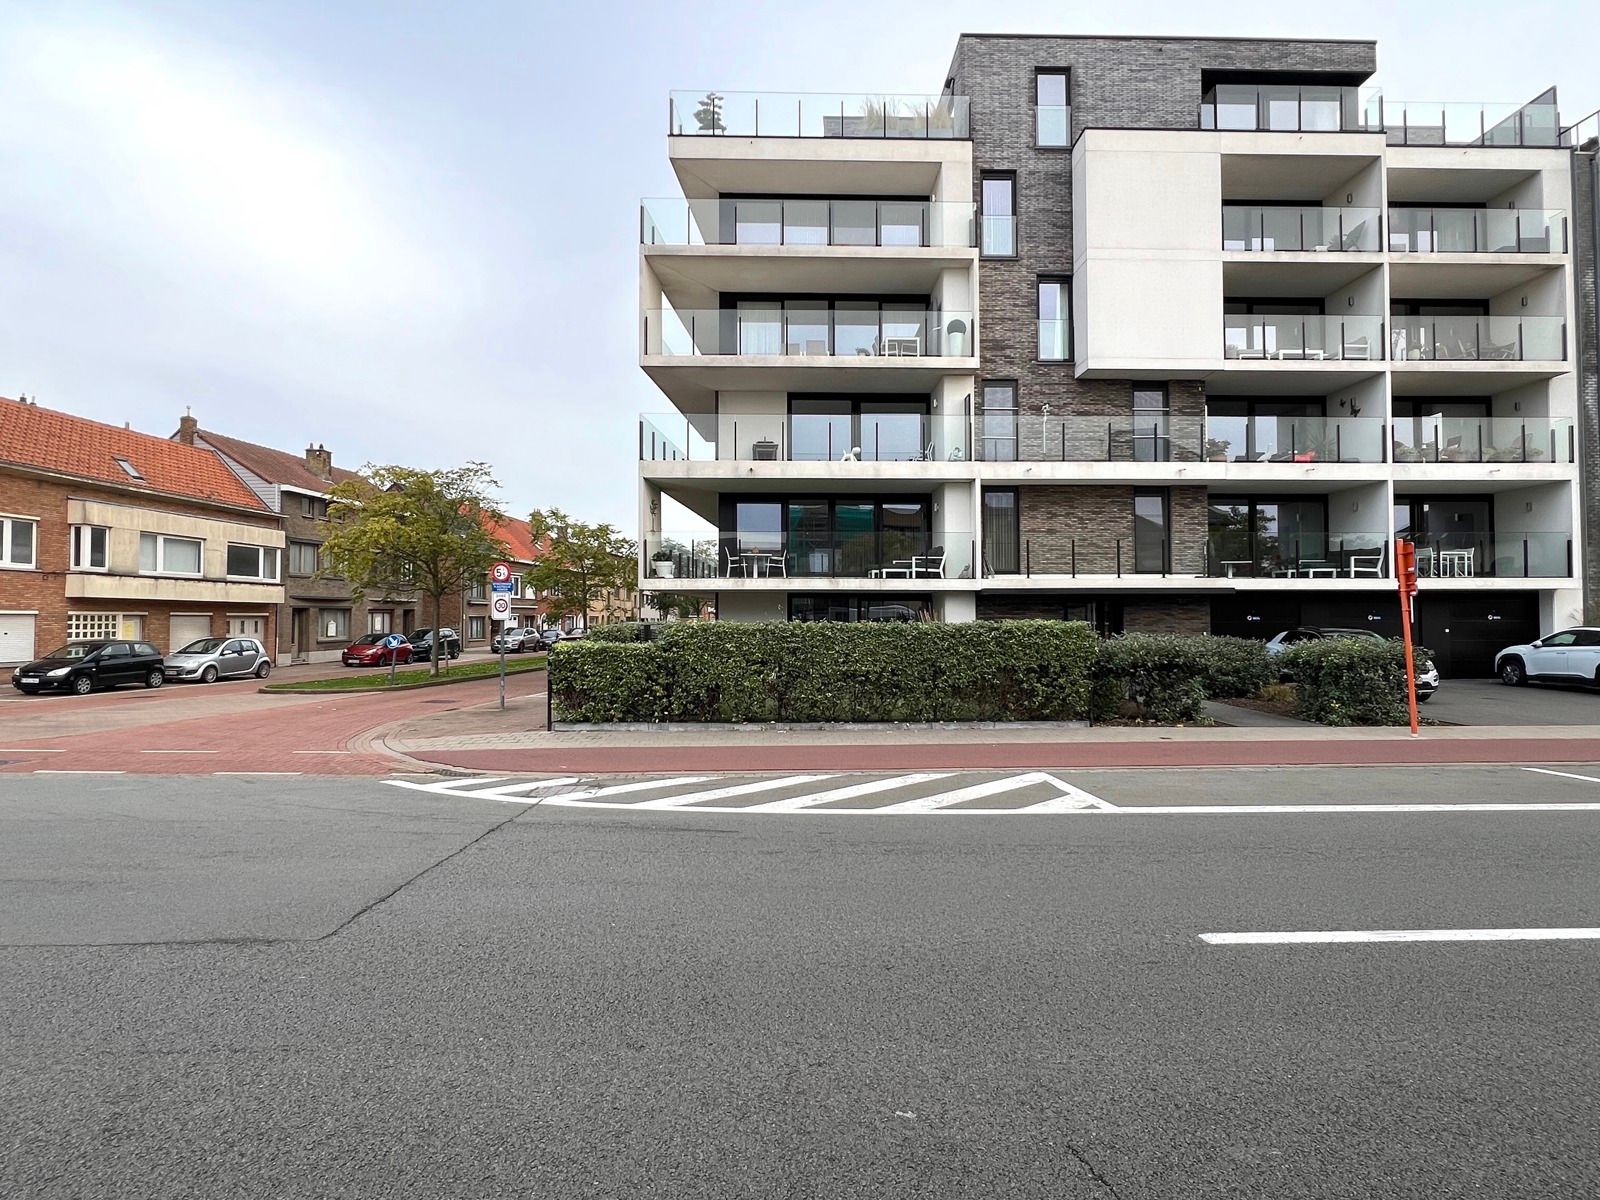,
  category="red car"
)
[341,633,413,667]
